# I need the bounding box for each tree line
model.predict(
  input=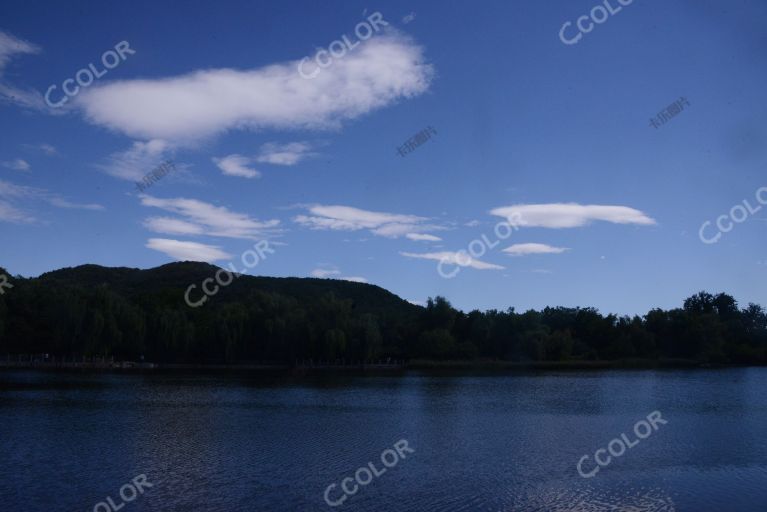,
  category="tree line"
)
[0,263,765,365]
